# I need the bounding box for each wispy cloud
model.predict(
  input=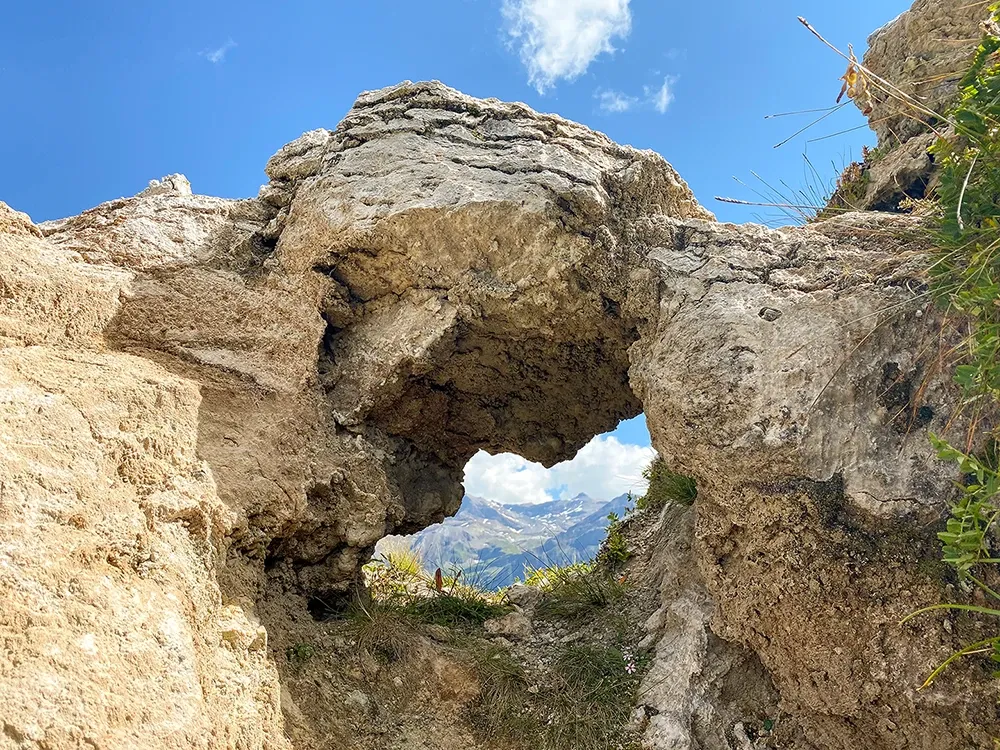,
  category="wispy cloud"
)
[596,88,637,113]
[646,75,677,114]
[595,75,678,115]
[503,0,632,93]
[201,39,236,64]
[463,435,655,505]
